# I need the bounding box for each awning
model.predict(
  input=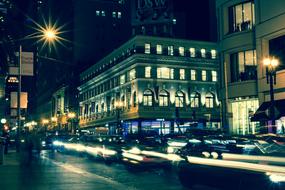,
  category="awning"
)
[251,99,285,122]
